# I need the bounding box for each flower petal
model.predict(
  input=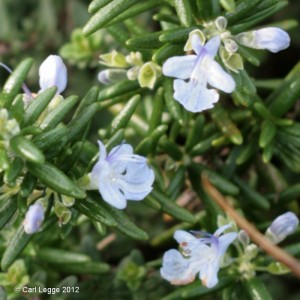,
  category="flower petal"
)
[199,260,219,288]
[207,60,235,93]
[204,36,221,58]
[218,232,237,256]
[96,160,127,209]
[39,55,67,94]
[174,230,203,256]
[253,28,290,53]
[99,180,127,209]
[214,224,232,237]
[162,55,197,80]
[191,34,204,55]
[97,140,107,161]
[173,79,219,113]
[160,249,195,285]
